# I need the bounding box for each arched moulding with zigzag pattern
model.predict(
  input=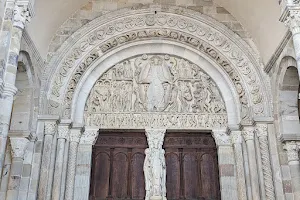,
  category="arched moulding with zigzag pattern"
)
[42,5,272,125]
